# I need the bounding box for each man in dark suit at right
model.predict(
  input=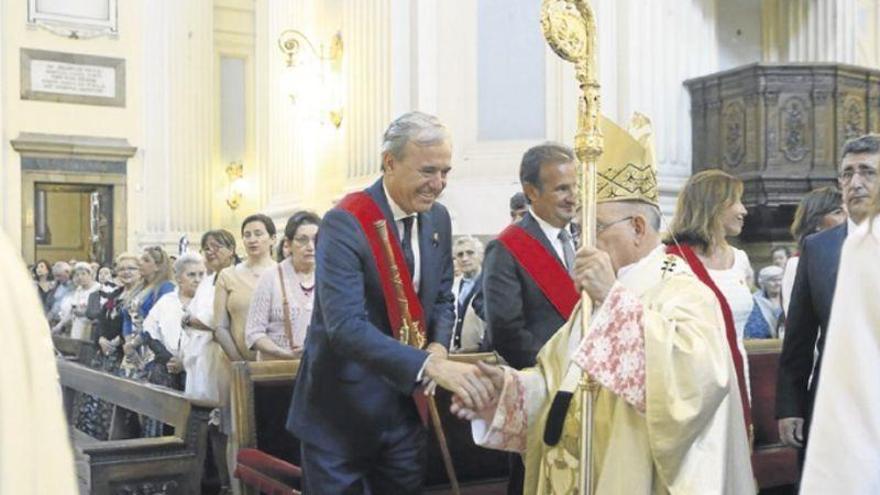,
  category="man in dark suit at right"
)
[777,134,880,462]
[483,142,578,494]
